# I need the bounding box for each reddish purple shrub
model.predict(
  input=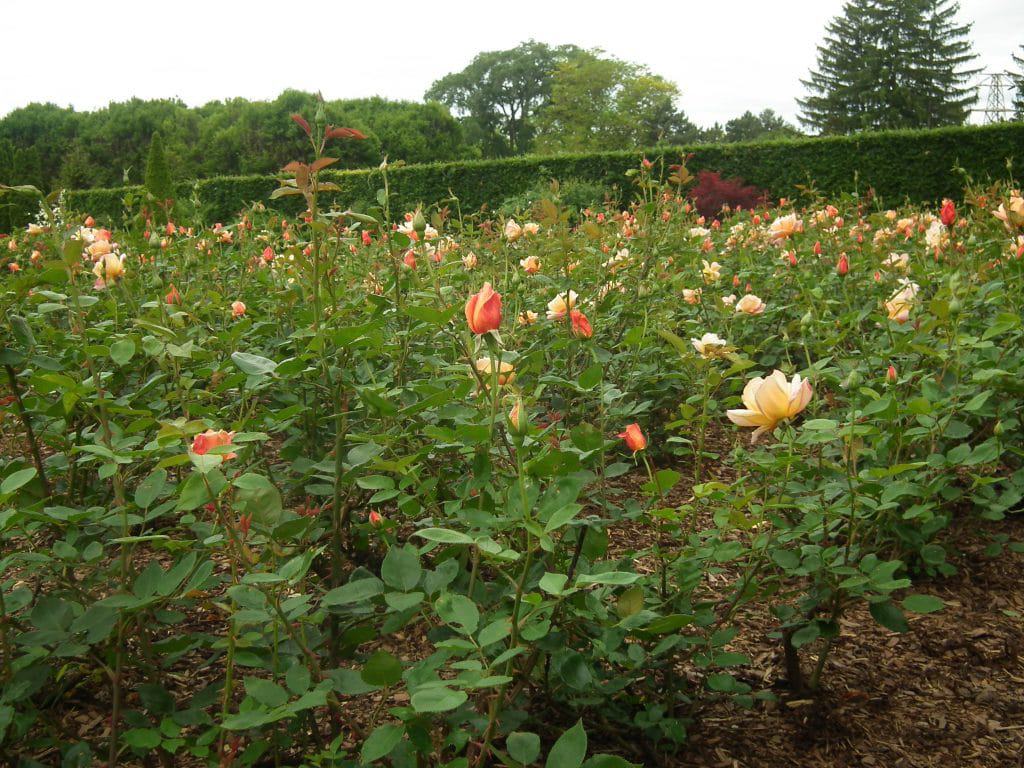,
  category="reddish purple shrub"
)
[688,170,769,220]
